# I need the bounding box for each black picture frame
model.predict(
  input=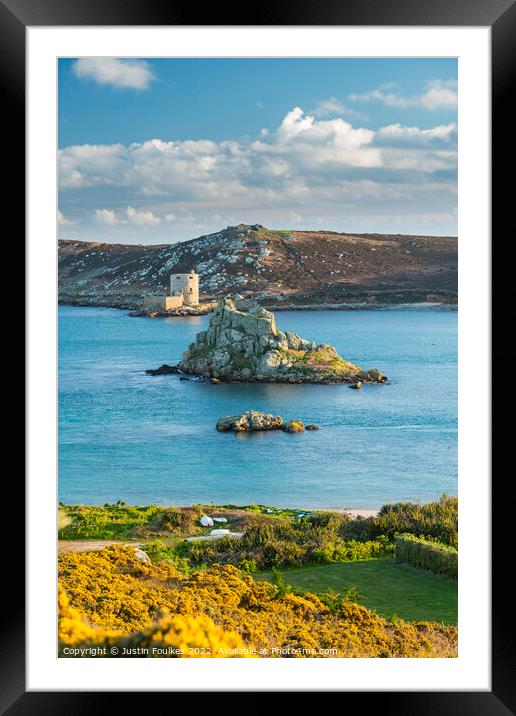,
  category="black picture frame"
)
[4,0,507,710]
